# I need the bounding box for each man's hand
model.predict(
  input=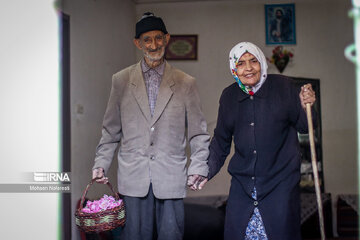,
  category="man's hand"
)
[92,167,108,184]
[299,83,316,110]
[187,174,208,191]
